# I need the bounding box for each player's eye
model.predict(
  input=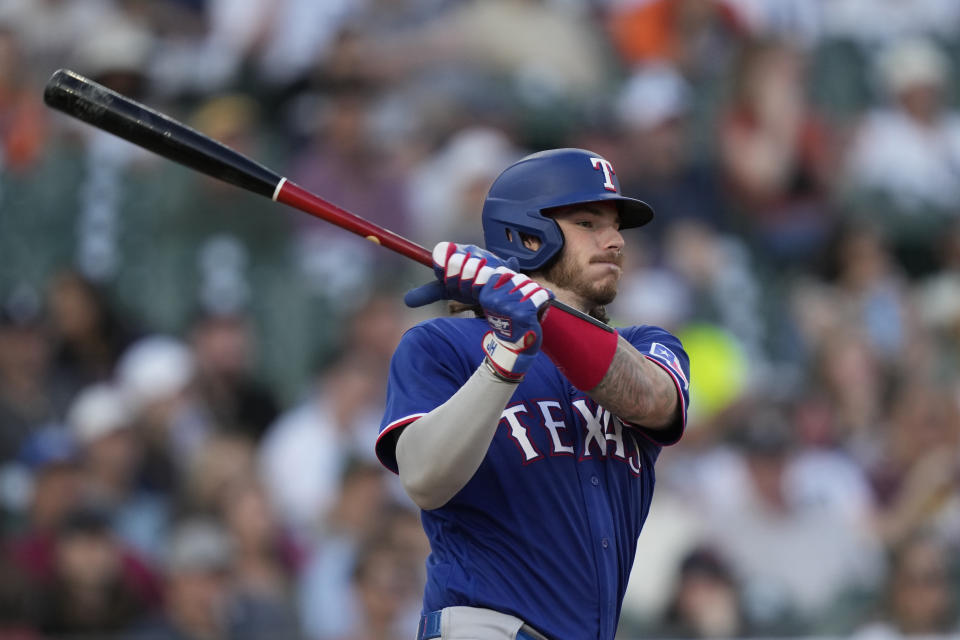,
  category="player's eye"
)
[576,220,594,229]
